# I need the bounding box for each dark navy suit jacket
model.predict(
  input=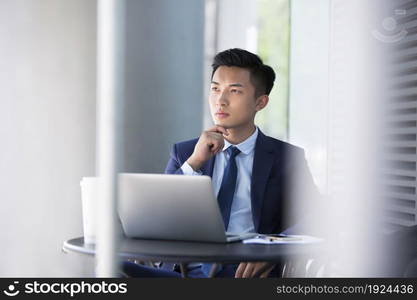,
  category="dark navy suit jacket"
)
[165,129,321,235]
